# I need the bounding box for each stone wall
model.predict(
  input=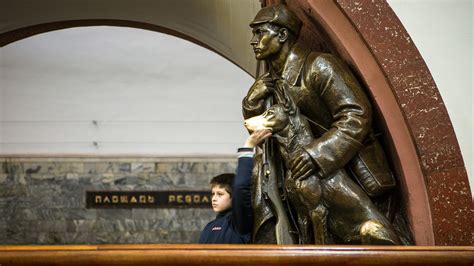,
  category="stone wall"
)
[0,156,237,244]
